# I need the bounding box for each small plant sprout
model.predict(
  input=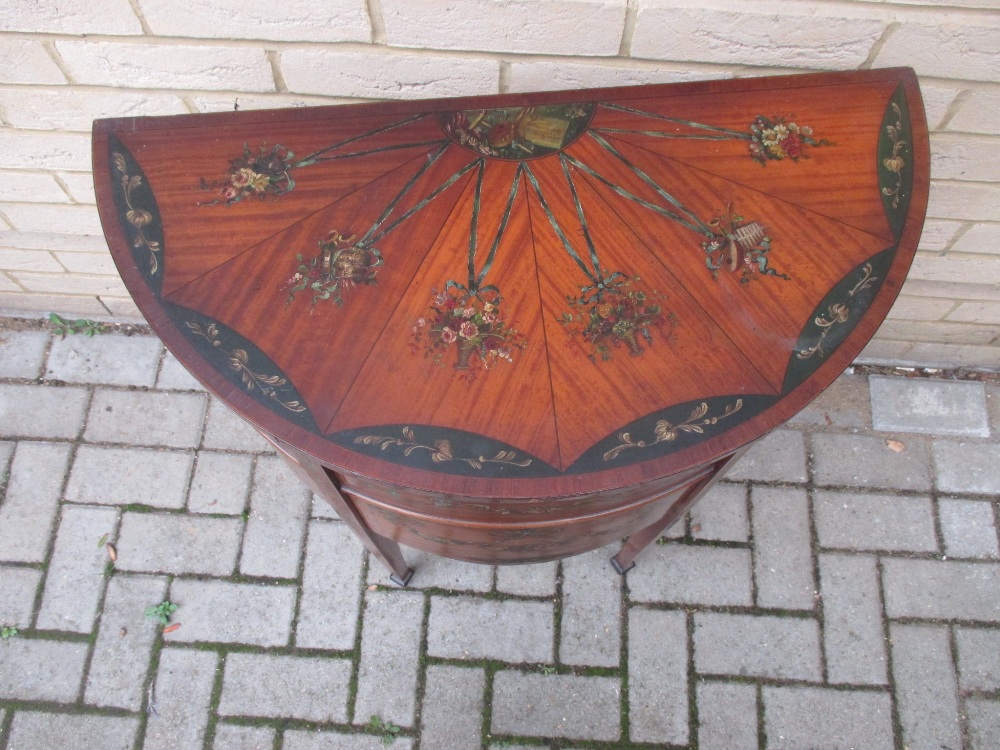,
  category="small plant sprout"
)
[1,625,18,641]
[541,665,556,675]
[365,715,401,745]
[145,601,179,626]
[49,313,106,337]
